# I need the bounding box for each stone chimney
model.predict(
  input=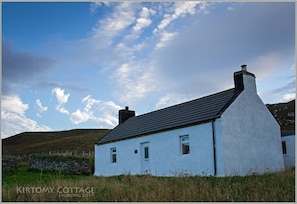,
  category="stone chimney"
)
[119,106,135,124]
[234,65,257,93]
